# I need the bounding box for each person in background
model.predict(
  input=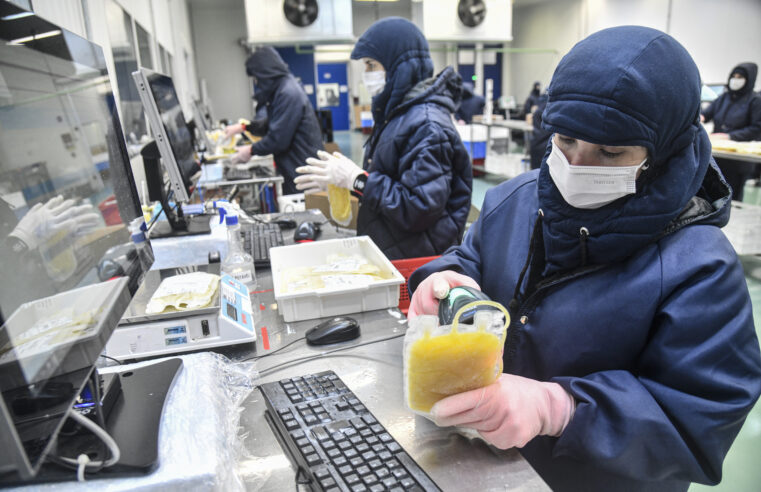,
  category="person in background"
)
[408,26,761,491]
[293,17,472,260]
[528,92,550,170]
[230,47,323,195]
[523,80,541,116]
[701,62,761,201]
[455,82,485,123]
